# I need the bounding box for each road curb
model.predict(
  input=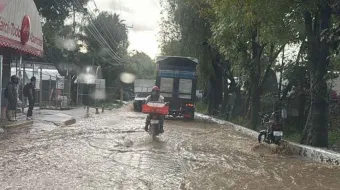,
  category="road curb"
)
[1,120,34,128]
[195,113,340,166]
